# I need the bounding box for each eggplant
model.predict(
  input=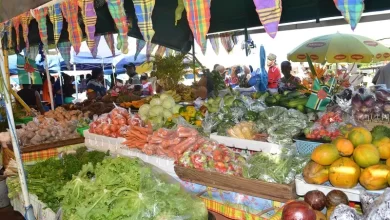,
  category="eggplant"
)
[358,87,366,95]
[375,89,390,102]
[351,94,363,109]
